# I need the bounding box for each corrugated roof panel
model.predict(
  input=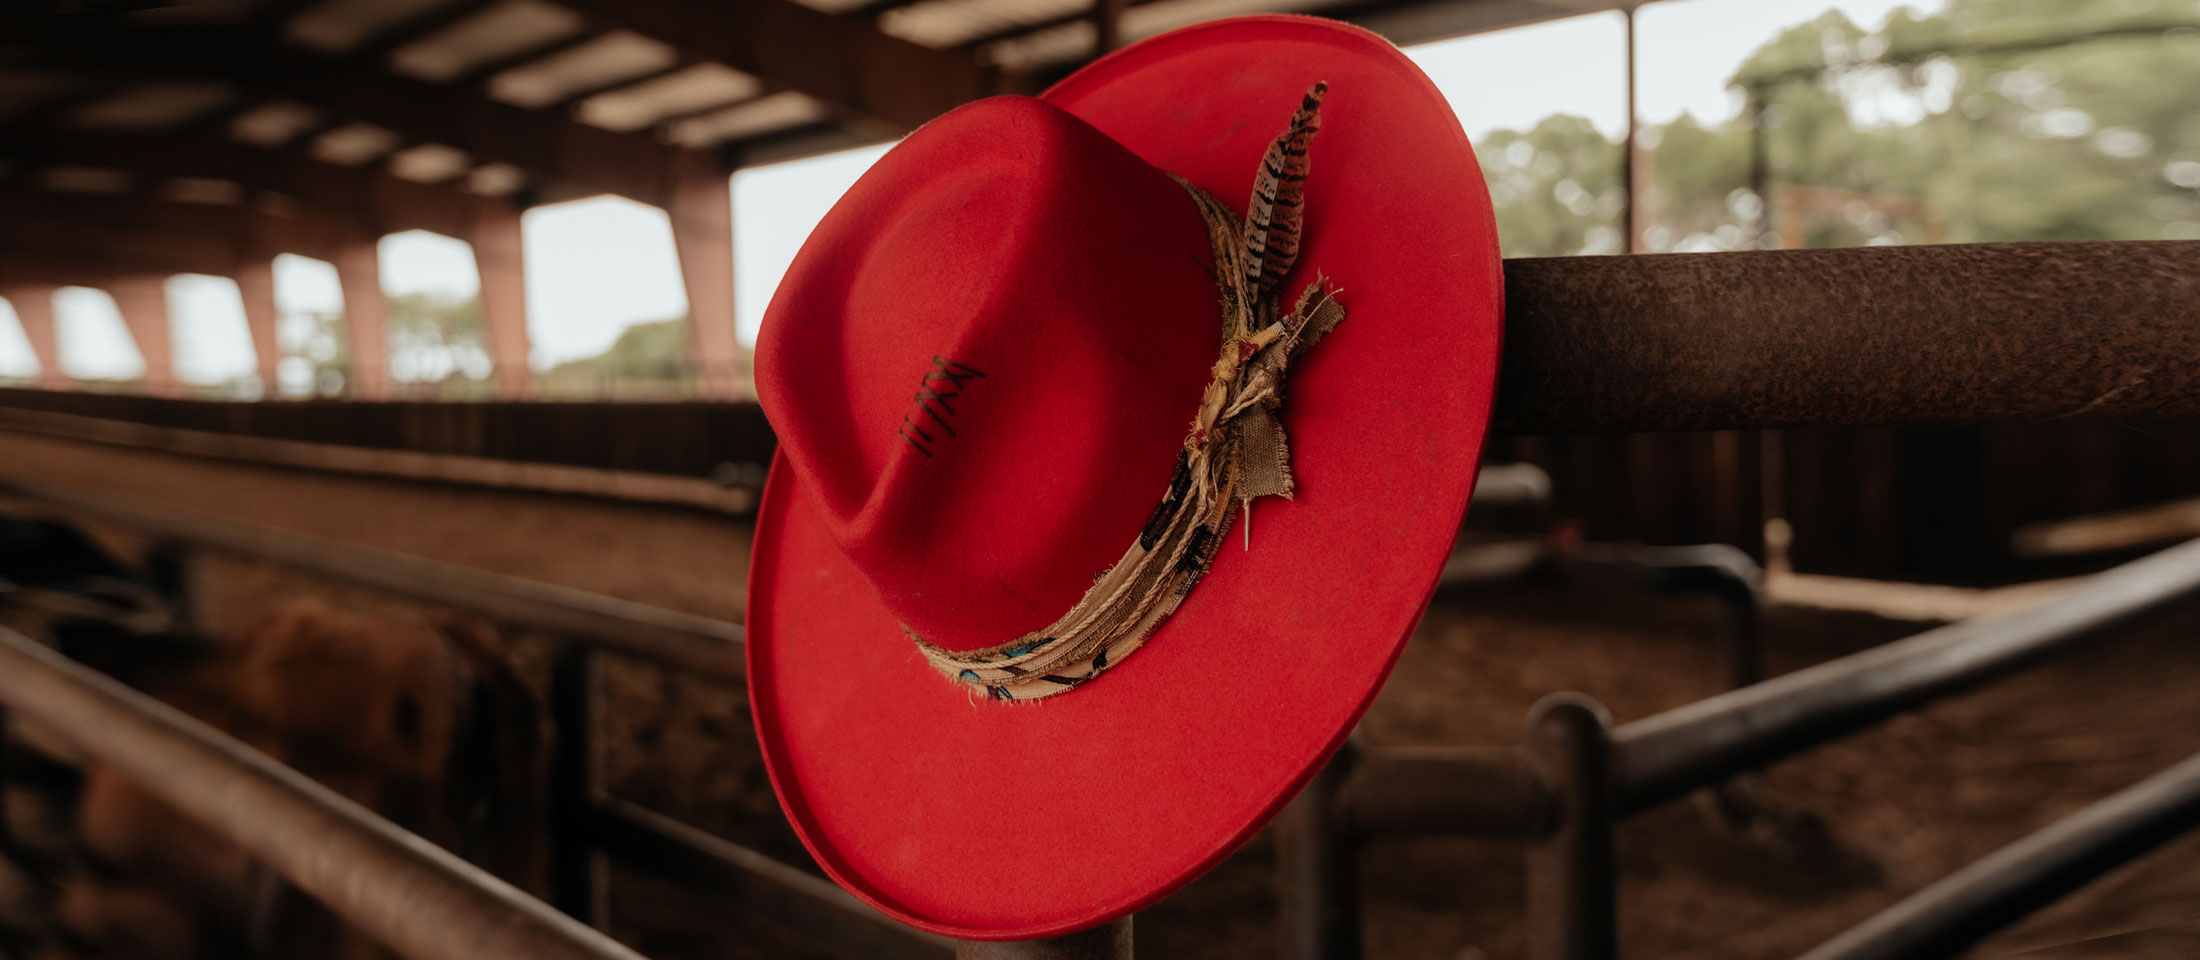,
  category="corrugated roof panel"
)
[881,0,1088,49]
[389,143,472,182]
[575,64,767,132]
[466,163,527,196]
[783,0,876,14]
[487,31,679,109]
[287,0,467,53]
[666,91,831,146]
[986,0,1333,68]
[69,81,239,132]
[388,0,587,83]
[310,123,402,166]
[229,100,324,147]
